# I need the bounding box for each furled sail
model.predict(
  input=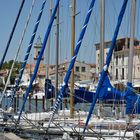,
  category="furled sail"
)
[17,0,60,123]
[9,0,47,107]
[83,0,128,133]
